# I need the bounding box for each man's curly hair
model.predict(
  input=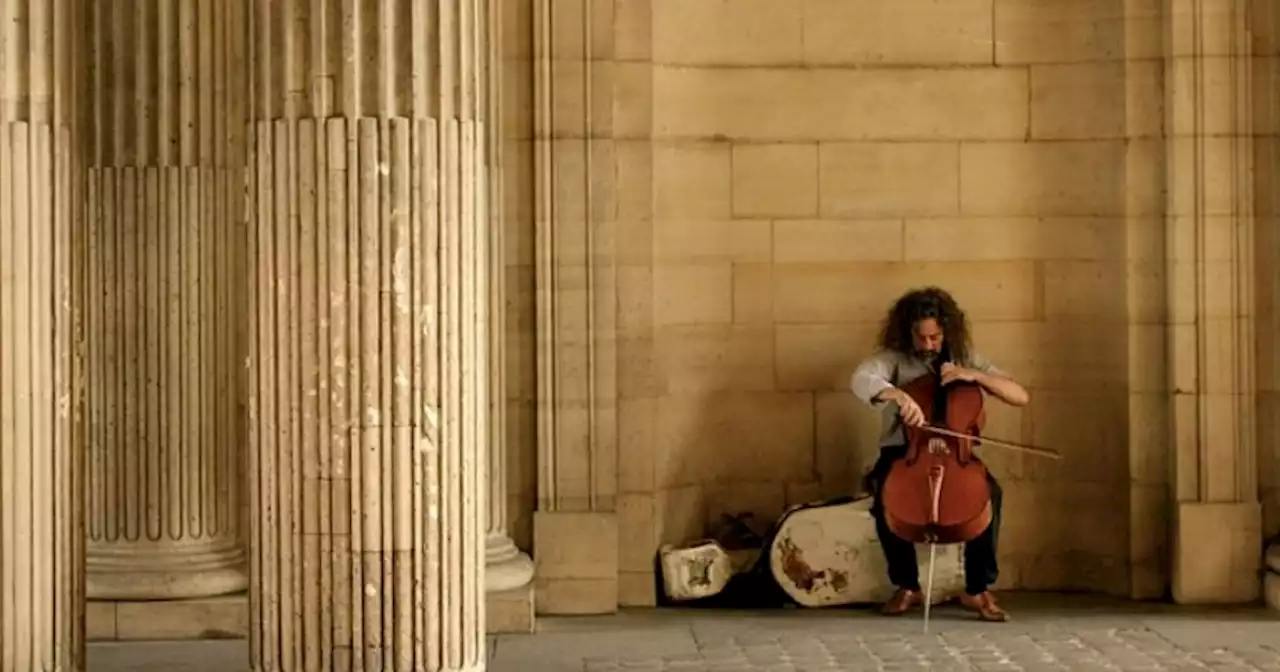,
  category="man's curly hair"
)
[877,286,971,364]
